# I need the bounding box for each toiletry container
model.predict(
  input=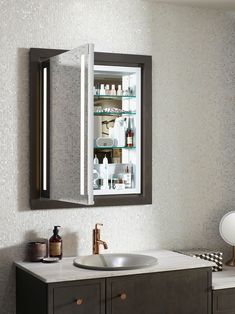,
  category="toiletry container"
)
[111,84,116,95]
[101,155,109,190]
[105,84,110,95]
[26,241,47,262]
[117,85,122,96]
[94,154,99,164]
[123,166,132,188]
[49,226,62,259]
[100,84,105,95]
[113,117,126,147]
